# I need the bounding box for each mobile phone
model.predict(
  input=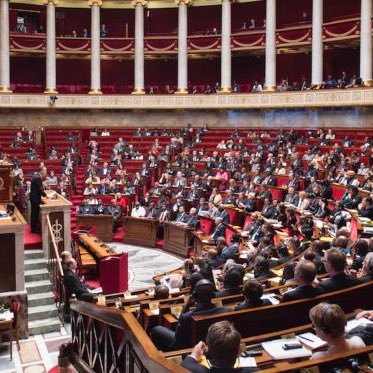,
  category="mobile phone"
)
[282,343,302,350]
